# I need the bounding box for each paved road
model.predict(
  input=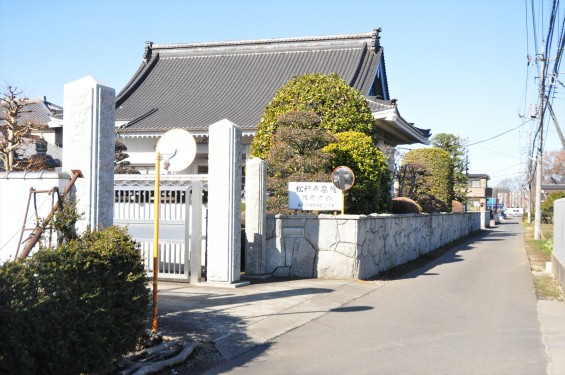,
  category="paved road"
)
[205,222,549,374]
